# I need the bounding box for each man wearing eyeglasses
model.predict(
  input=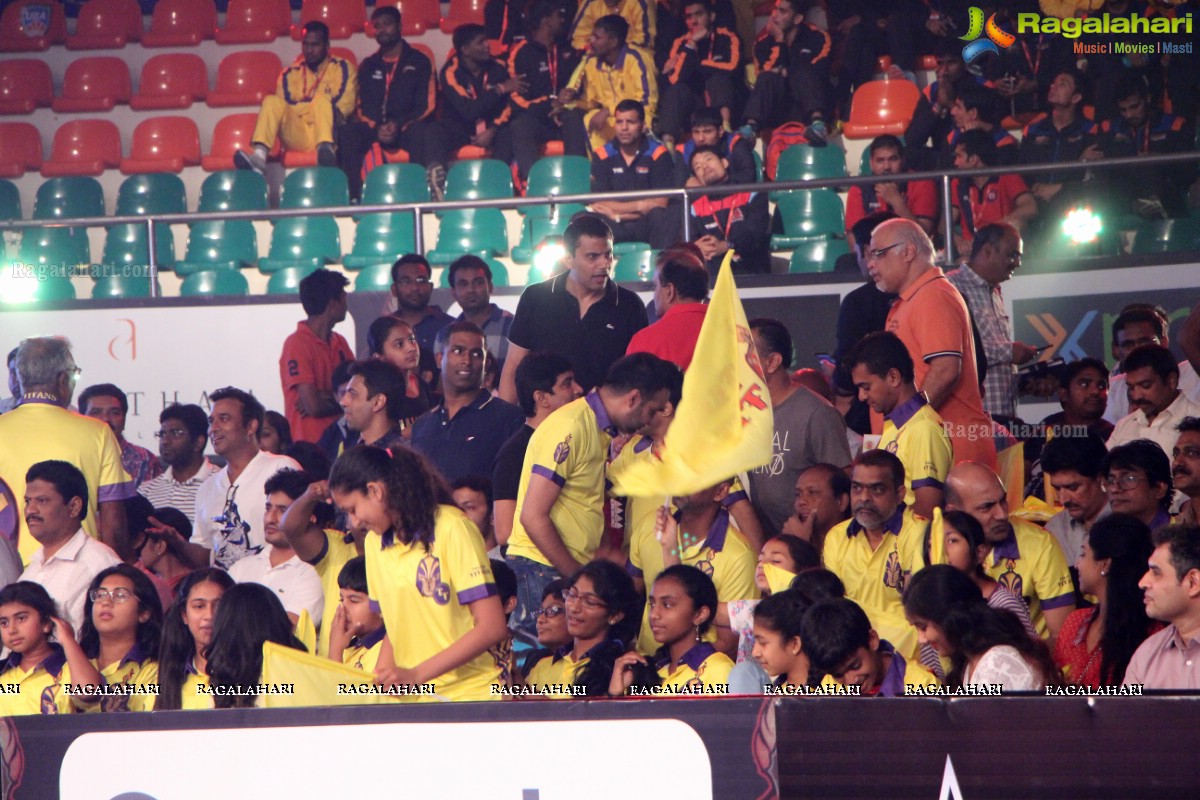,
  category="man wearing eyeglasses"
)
[0,337,134,563]
[1100,440,1173,531]
[387,254,454,354]
[138,404,219,526]
[1172,418,1200,526]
